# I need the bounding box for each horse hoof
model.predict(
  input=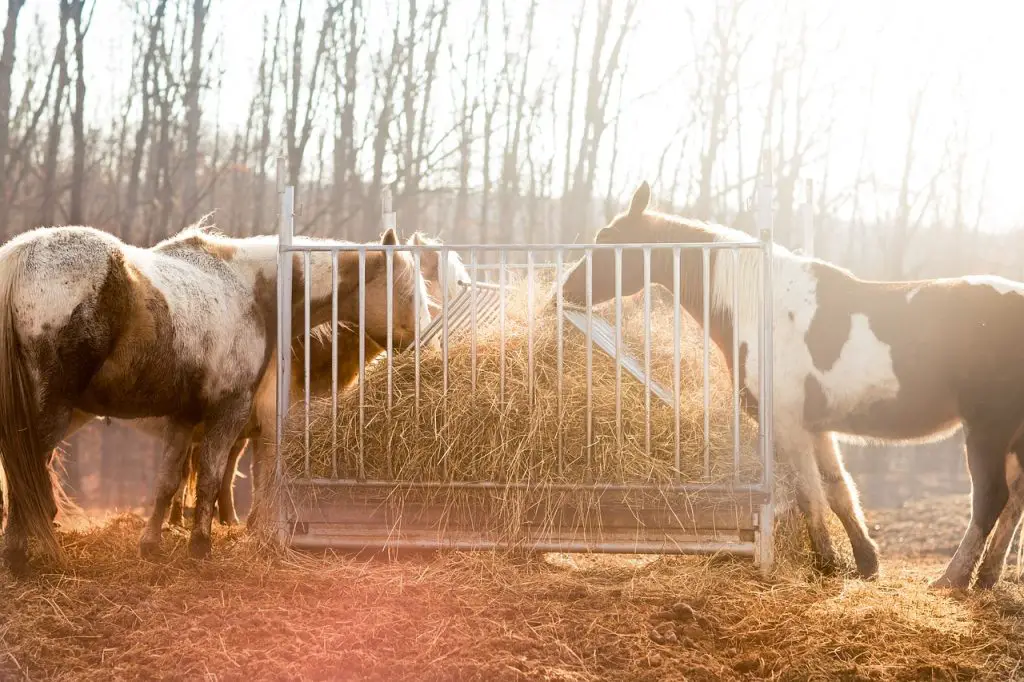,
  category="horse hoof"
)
[3,547,30,578]
[217,515,238,527]
[812,553,842,577]
[188,534,212,560]
[929,574,969,590]
[973,572,1000,590]
[855,555,880,581]
[139,538,161,560]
